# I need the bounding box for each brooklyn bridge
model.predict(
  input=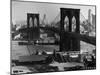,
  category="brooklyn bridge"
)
[11,7,96,74]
